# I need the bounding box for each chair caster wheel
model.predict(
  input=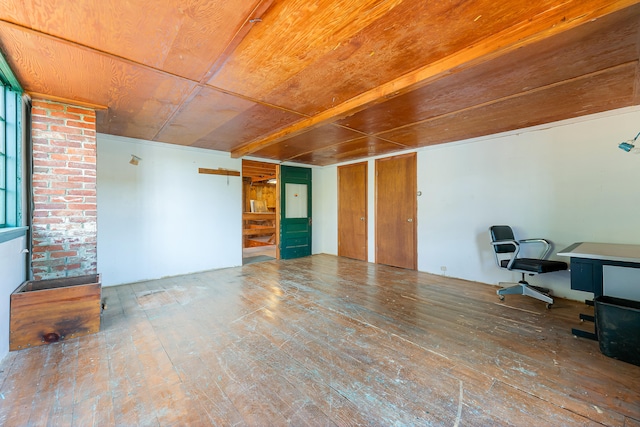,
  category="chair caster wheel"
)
[546,303,553,309]
[498,295,505,301]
